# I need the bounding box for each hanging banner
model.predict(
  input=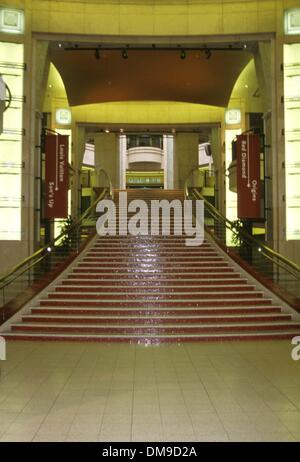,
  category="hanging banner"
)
[44,134,69,219]
[236,133,261,219]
